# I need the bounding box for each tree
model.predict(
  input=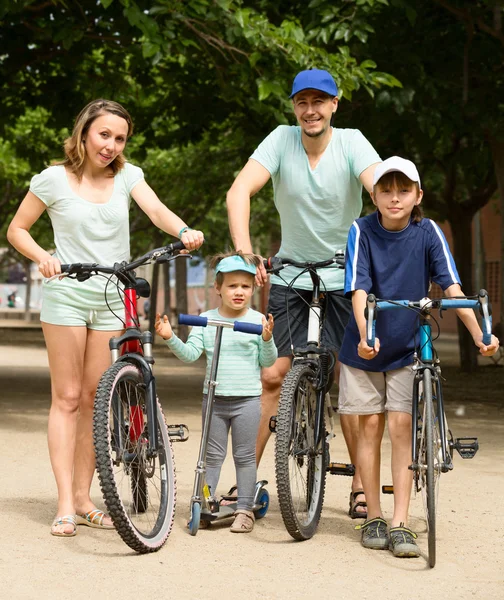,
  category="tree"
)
[330,1,502,371]
[1,0,401,314]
